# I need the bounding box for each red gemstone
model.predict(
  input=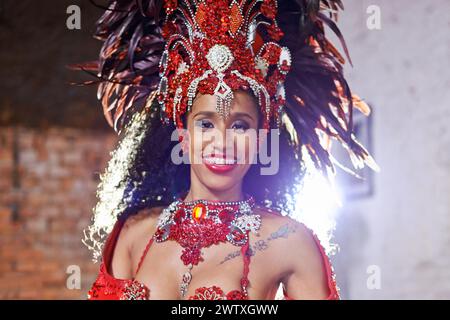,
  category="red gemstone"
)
[192,203,207,221]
